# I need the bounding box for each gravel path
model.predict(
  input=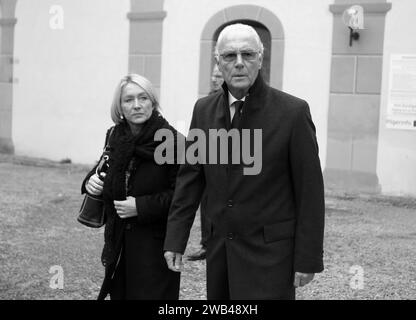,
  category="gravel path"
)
[0,157,415,300]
